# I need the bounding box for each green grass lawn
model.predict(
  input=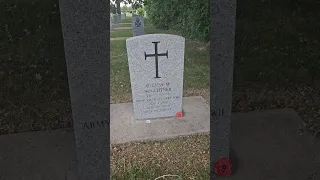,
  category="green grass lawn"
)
[113,23,132,27]
[111,18,157,38]
[110,28,171,38]
[119,16,132,24]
